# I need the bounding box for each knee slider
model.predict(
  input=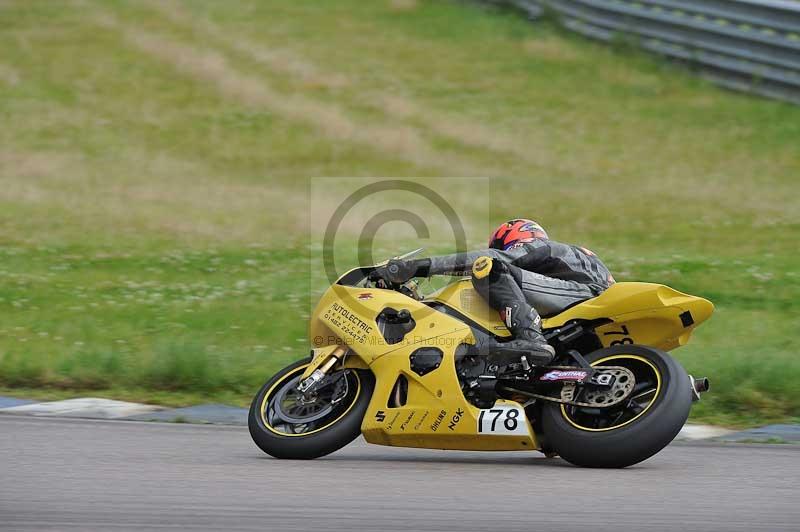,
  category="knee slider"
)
[472,256,493,280]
